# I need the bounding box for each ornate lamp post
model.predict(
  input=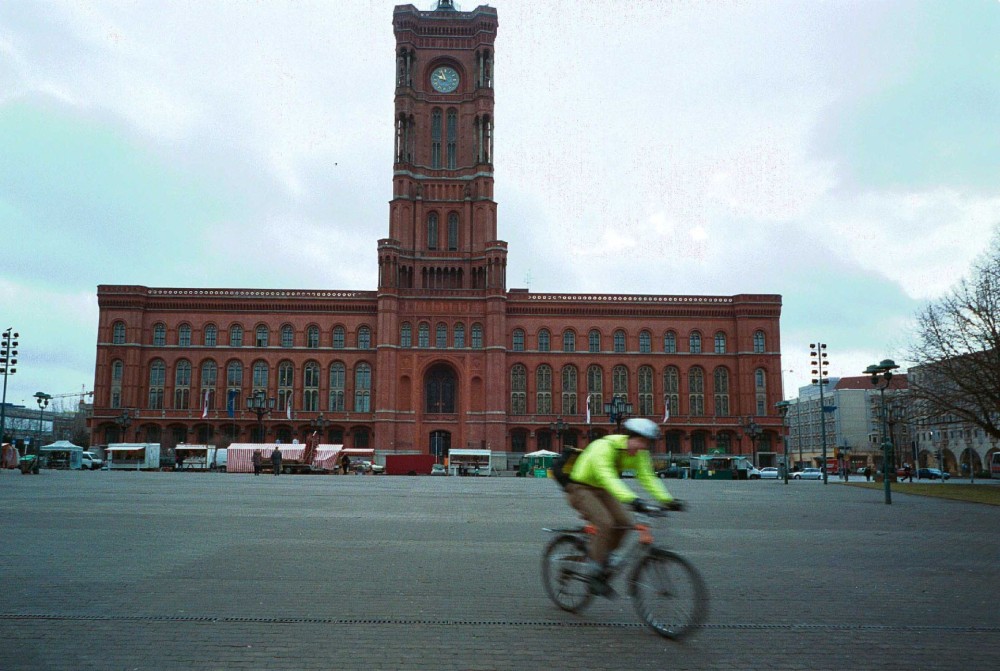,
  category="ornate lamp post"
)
[549,417,569,450]
[115,408,134,443]
[310,413,329,440]
[246,391,276,442]
[740,416,762,468]
[33,392,51,470]
[864,359,899,505]
[603,397,633,433]
[775,400,791,484]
